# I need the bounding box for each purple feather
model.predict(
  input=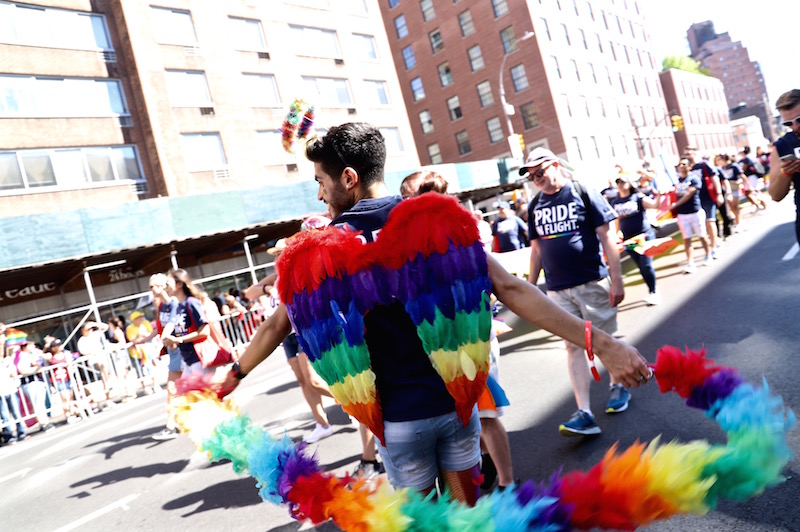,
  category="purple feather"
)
[515,472,573,530]
[687,368,743,410]
[277,445,320,500]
